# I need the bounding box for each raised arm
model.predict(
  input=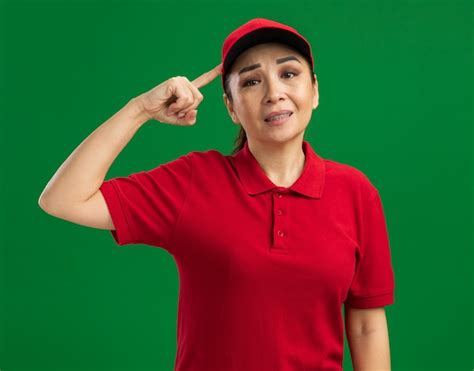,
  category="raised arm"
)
[38,98,150,229]
[38,63,222,230]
